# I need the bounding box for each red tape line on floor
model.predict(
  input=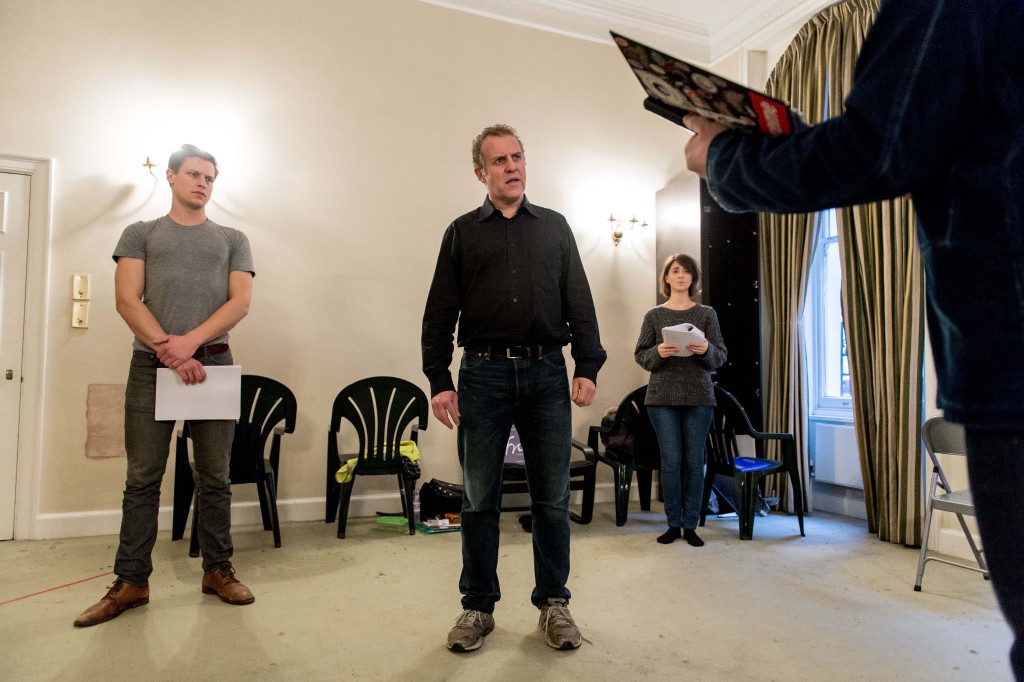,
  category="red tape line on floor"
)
[0,571,114,606]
